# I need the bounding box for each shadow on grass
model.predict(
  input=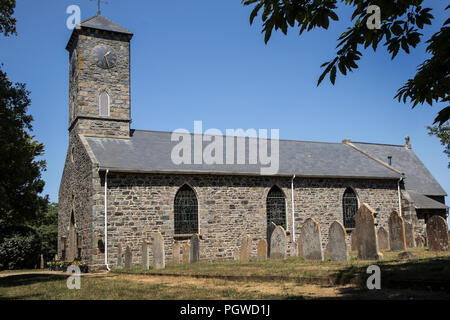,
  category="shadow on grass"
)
[0,274,67,289]
[332,256,450,292]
